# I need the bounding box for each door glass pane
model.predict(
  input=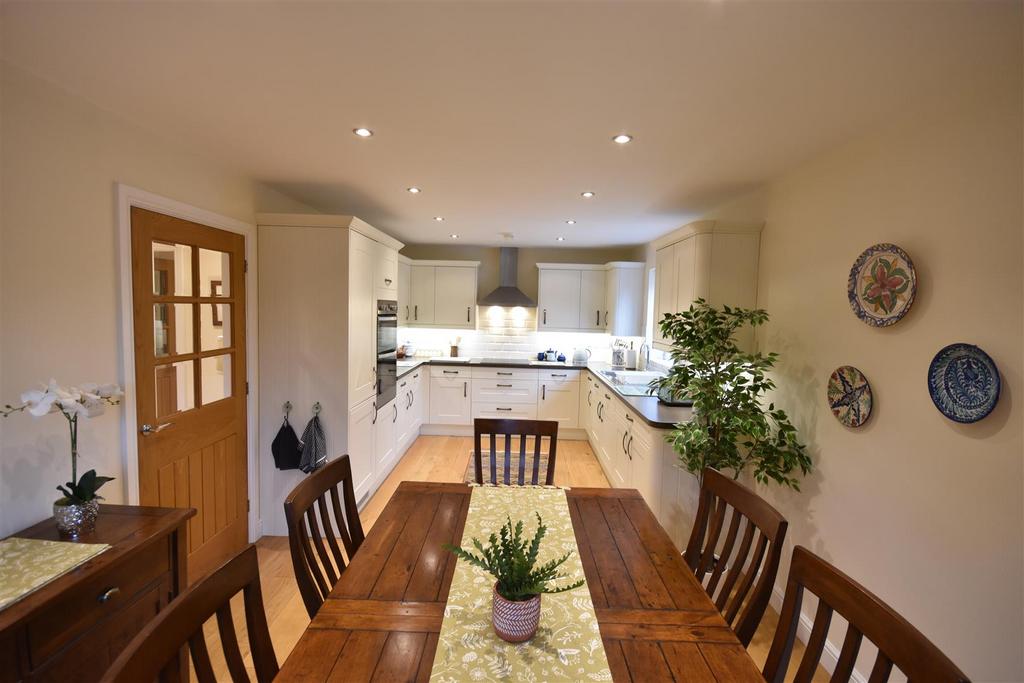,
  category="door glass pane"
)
[154,360,195,418]
[199,248,230,297]
[200,303,231,351]
[201,354,232,405]
[154,304,194,357]
[152,242,192,296]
